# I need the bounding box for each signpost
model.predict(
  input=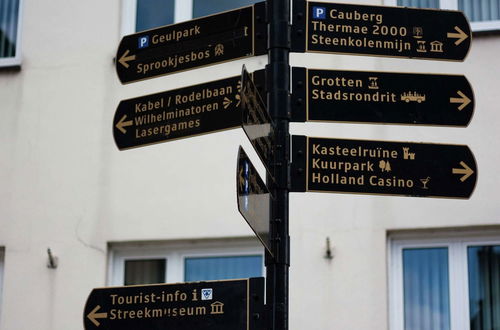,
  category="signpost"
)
[291,135,476,198]
[113,71,263,150]
[237,147,273,256]
[84,278,265,330]
[240,66,275,179]
[108,1,479,330]
[116,2,266,84]
[291,67,474,126]
[292,1,471,61]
